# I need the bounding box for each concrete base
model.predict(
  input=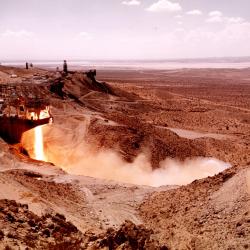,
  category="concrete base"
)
[0,116,51,144]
